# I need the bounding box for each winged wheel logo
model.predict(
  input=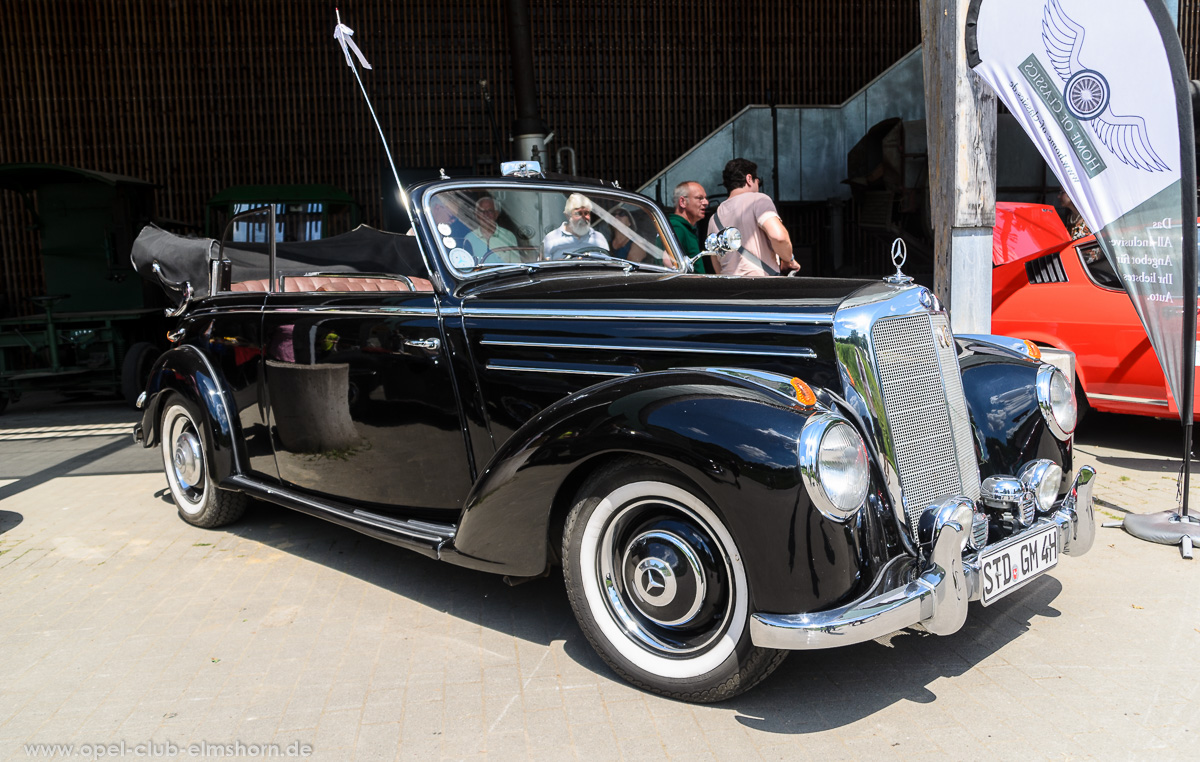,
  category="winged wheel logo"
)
[1042,0,1169,172]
